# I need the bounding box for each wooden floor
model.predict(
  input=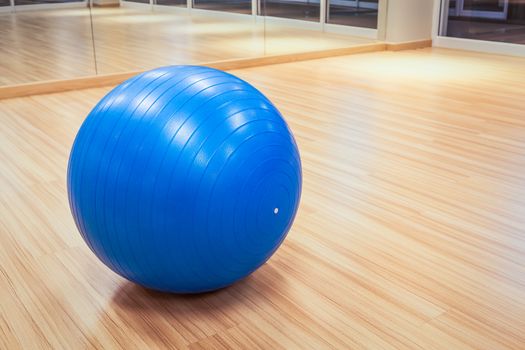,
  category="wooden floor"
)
[0,7,373,86]
[1,48,525,349]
